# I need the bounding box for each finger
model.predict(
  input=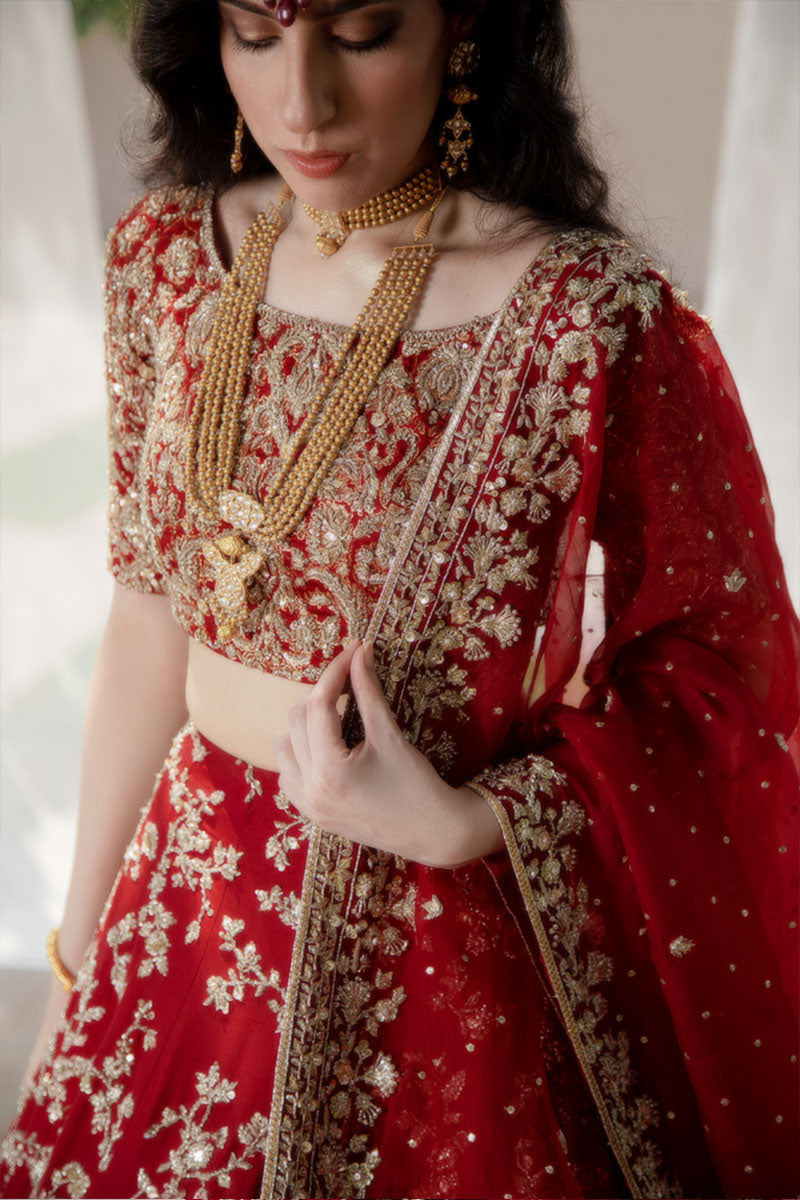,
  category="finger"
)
[287,700,311,775]
[306,640,360,761]
[273,731,306,812]
[316,639,360,701]
[349,642,395,744]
